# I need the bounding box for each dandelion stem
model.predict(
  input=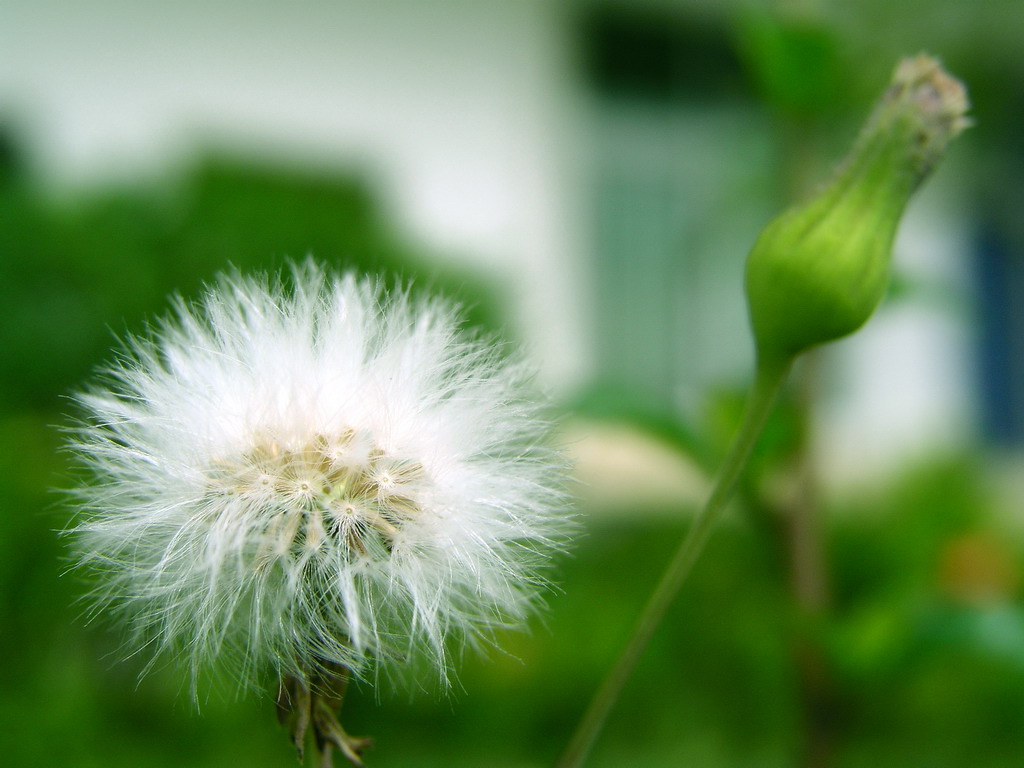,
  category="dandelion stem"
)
[557,356,792,768]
